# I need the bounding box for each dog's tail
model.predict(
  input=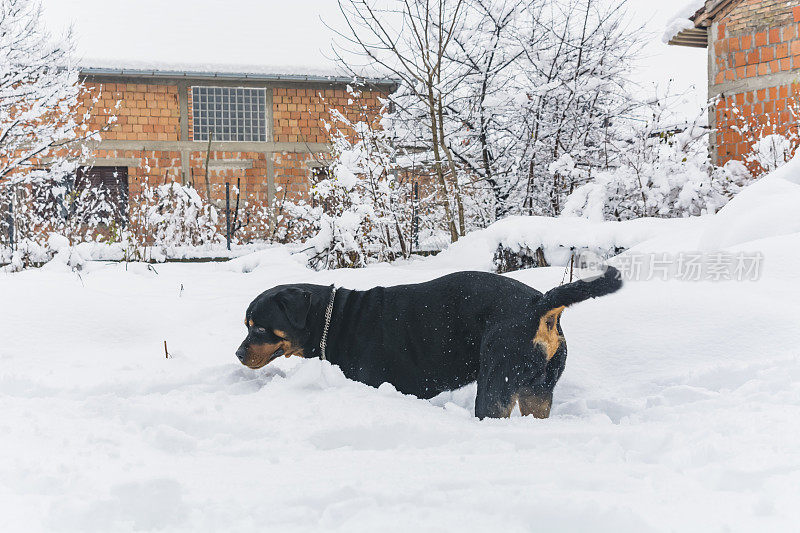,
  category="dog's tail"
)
[534,266,623,313]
